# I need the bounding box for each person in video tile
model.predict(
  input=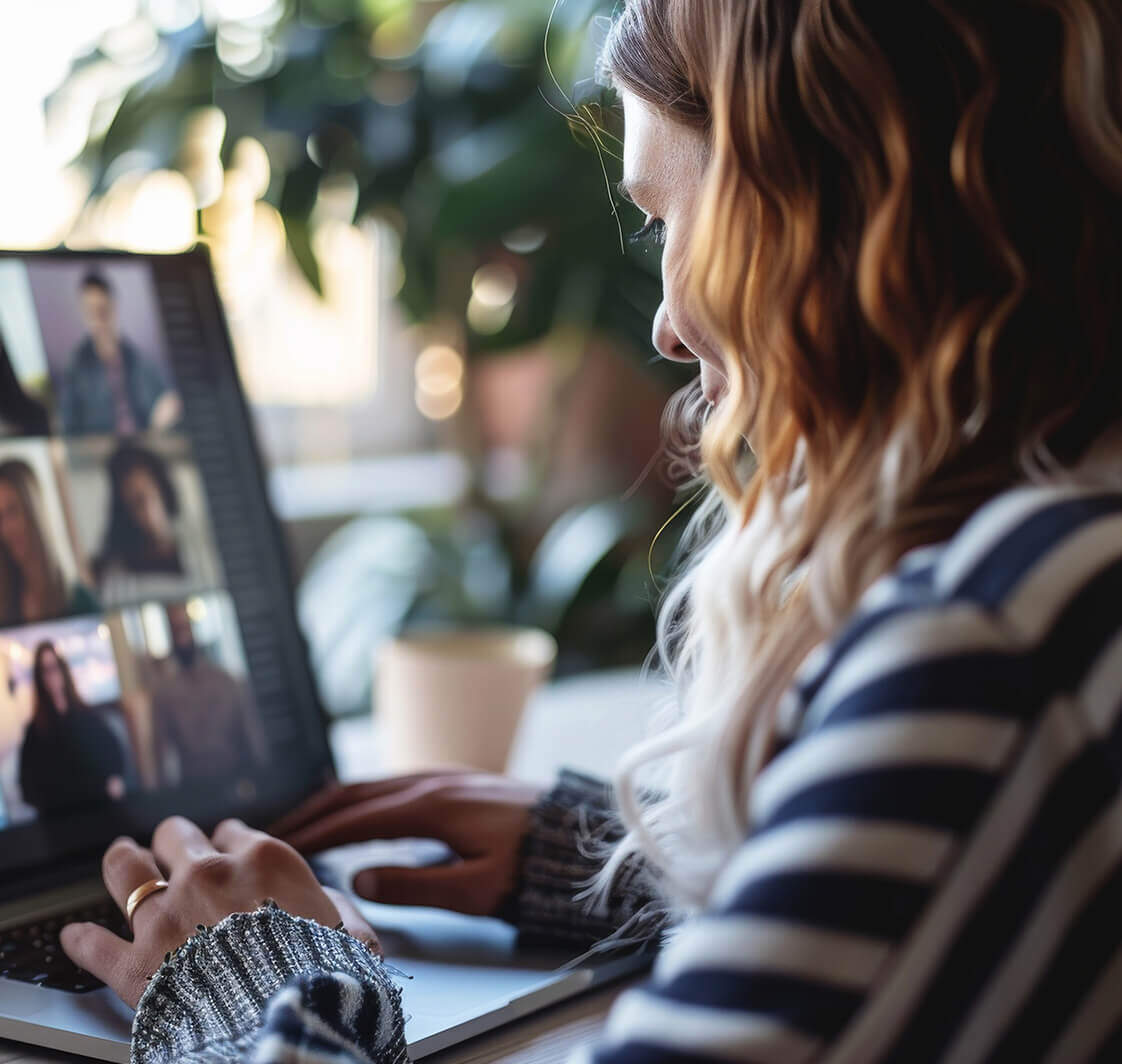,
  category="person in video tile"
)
[59,273,182,436]
[0,335,49,438]
[94,442,185,582]
[18,641,128,816]
[0,461,98,625]
[152,603,266,787]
